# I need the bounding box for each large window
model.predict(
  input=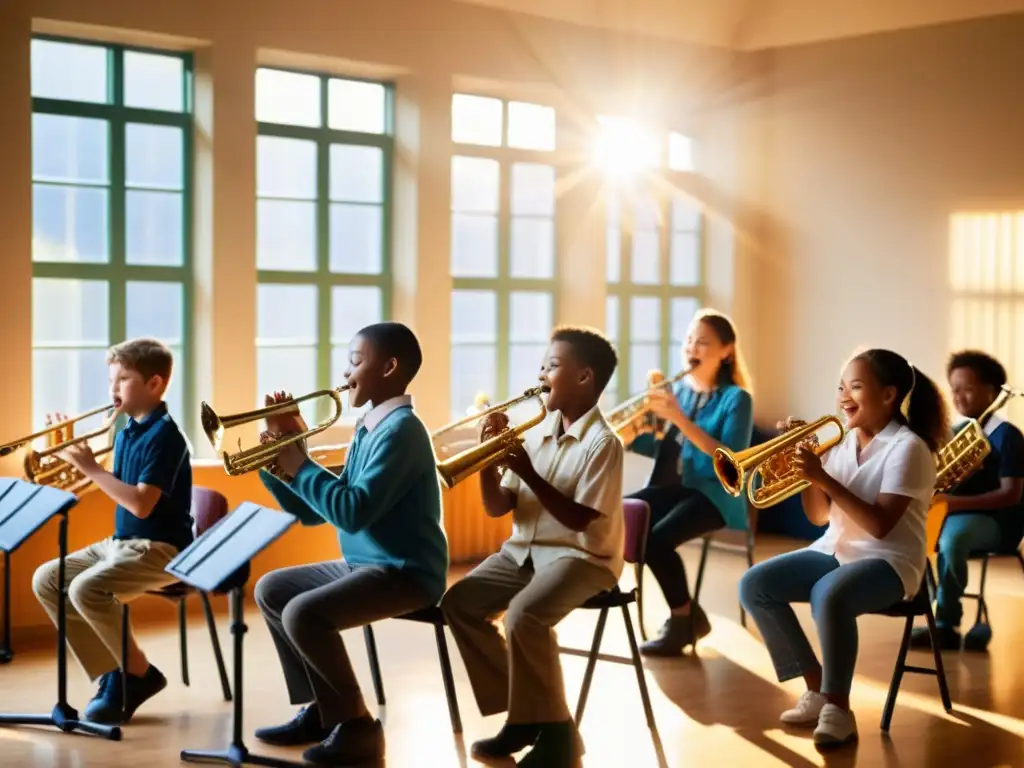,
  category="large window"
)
[449,94,558,419]
[604,128,702,409]
[254,68,393,424]
[30,37,193,436]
